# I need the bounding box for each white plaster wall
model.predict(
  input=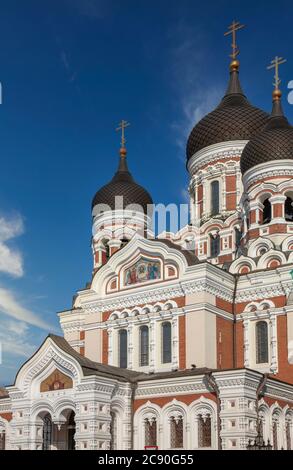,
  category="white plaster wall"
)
[186,309,217,369]
[85,329,102,363]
